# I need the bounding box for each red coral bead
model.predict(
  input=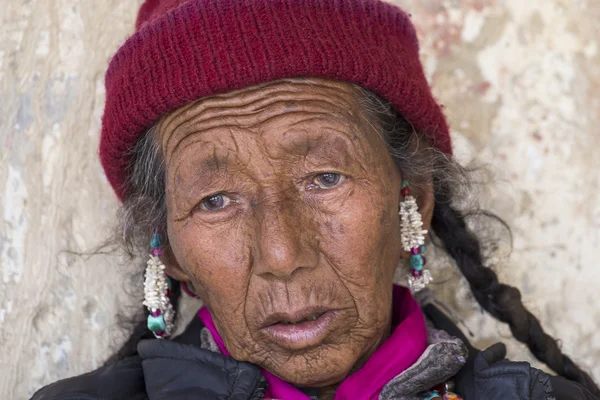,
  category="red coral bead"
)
[401,187,411,197]
[151,309,162,317]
